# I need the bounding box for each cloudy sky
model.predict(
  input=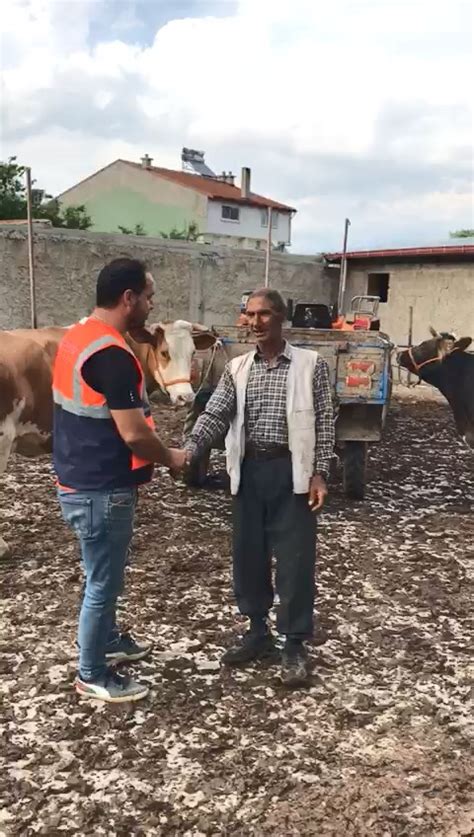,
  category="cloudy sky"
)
[1,0,473,252]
